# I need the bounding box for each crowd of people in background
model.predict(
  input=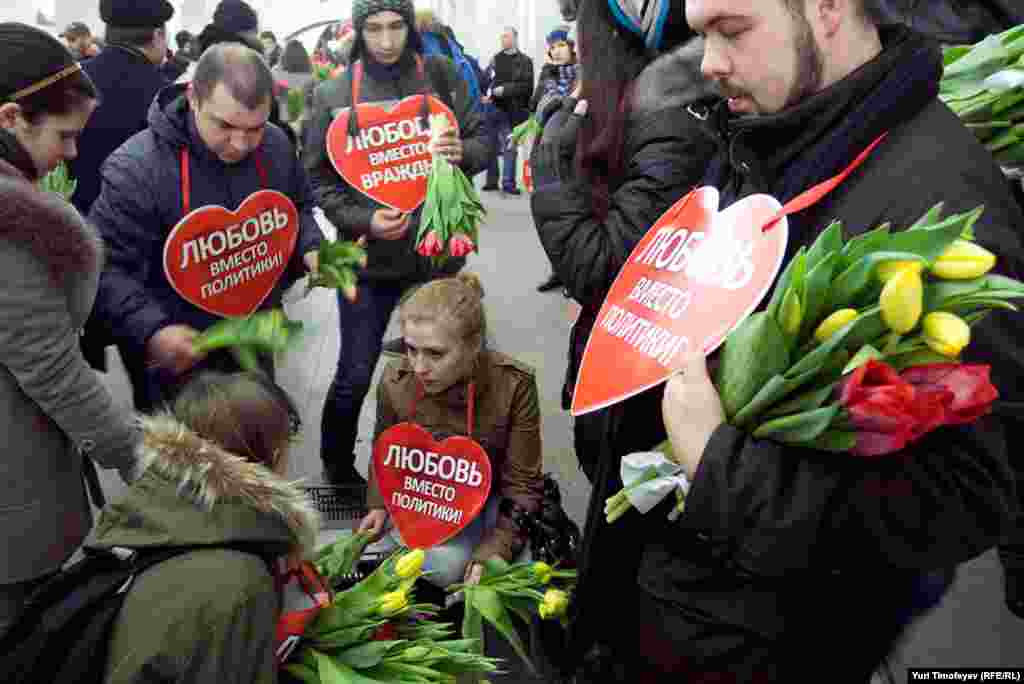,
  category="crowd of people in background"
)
[3,0,1024,682]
